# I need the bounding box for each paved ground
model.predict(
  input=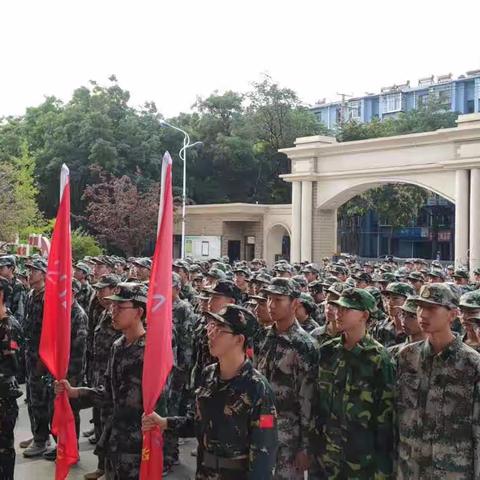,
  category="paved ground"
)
[14,390,196,479]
